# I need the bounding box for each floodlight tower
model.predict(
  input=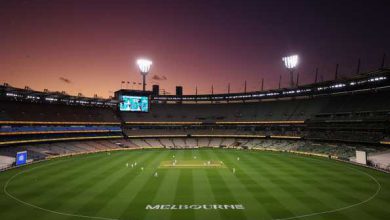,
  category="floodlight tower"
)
[136,58,152,91]
[282,55,299,88]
